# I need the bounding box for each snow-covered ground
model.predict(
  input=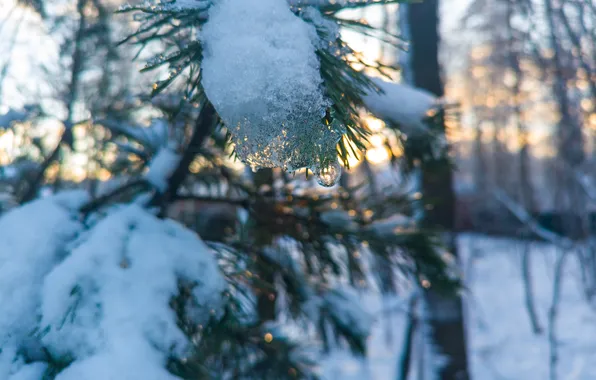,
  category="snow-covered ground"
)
[323,234,596,379]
